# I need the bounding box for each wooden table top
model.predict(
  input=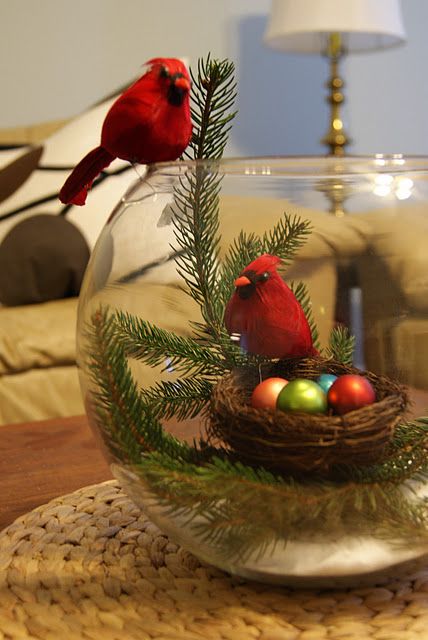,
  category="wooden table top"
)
[0,415,112,531]
[1,387,427,533]
[0,413,202,532]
